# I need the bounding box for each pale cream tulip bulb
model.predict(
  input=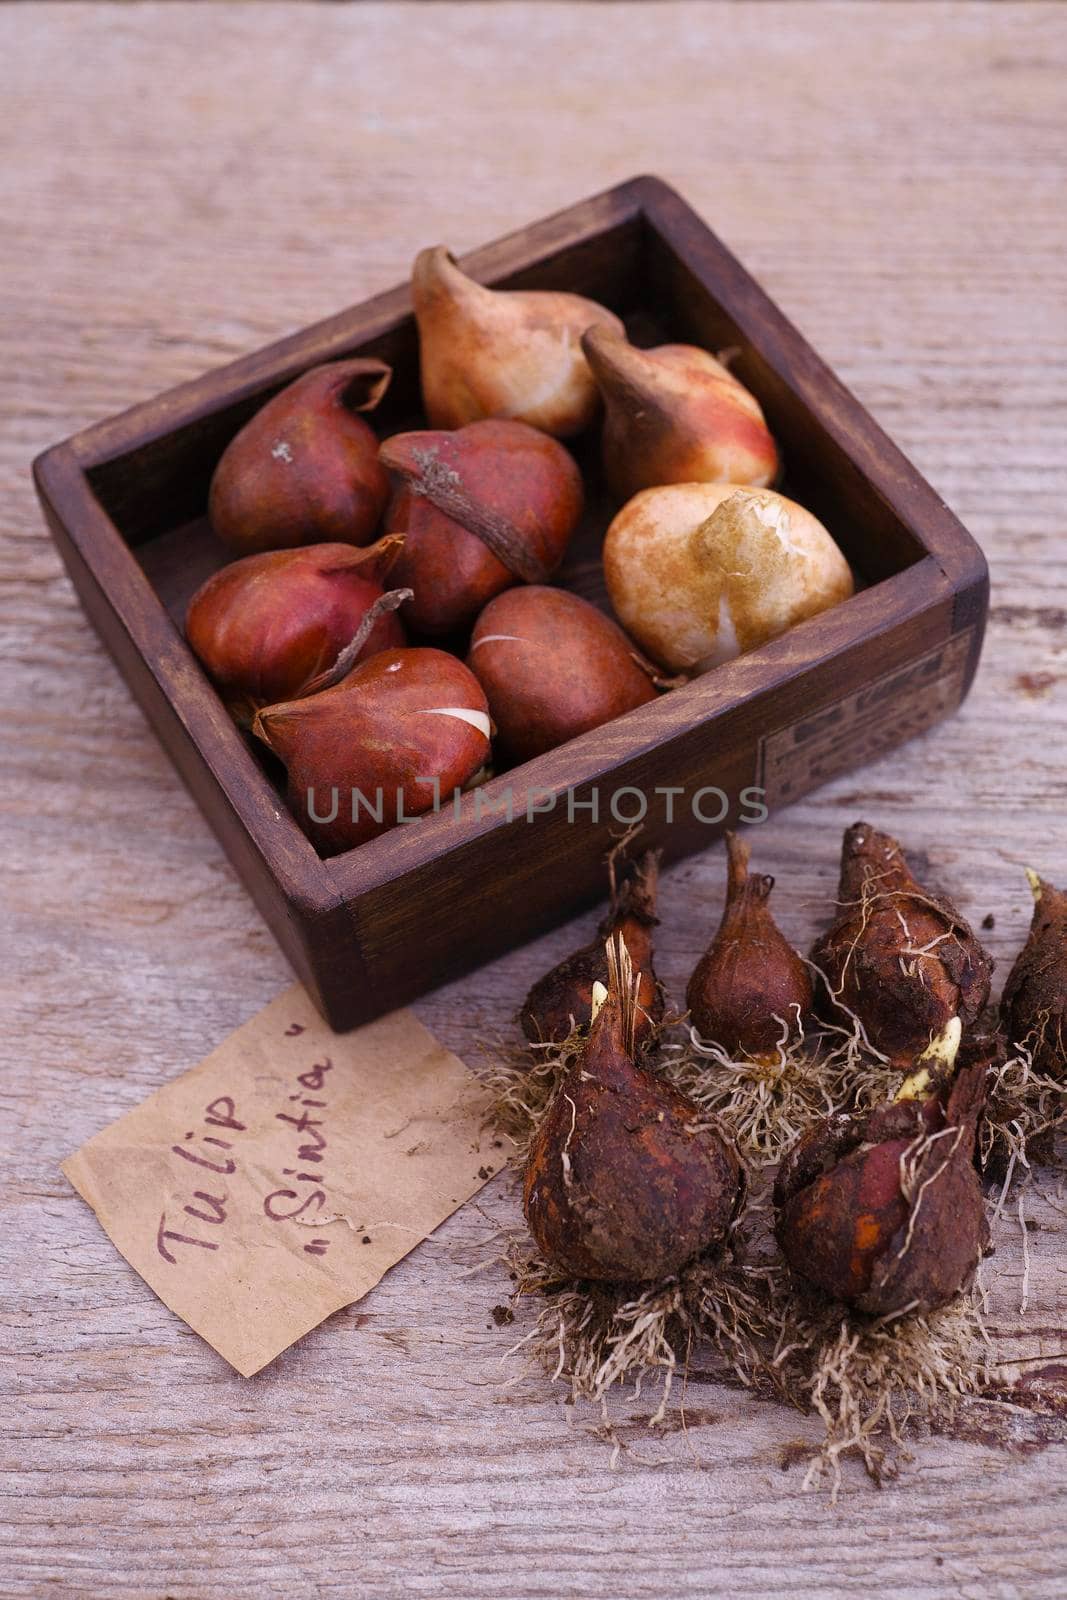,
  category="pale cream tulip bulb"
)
[603,483,854,673]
